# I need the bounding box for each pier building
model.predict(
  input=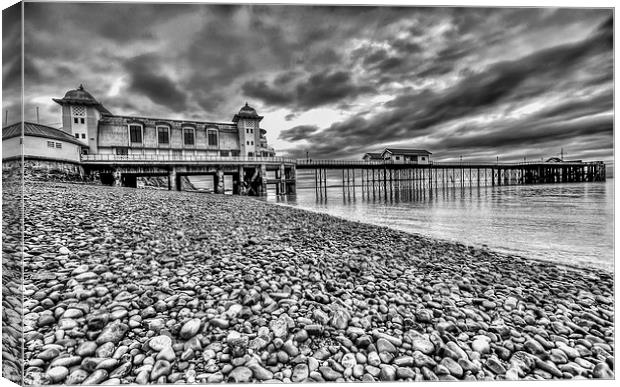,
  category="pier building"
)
[51,85,276,159]
[363,148,432,164]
